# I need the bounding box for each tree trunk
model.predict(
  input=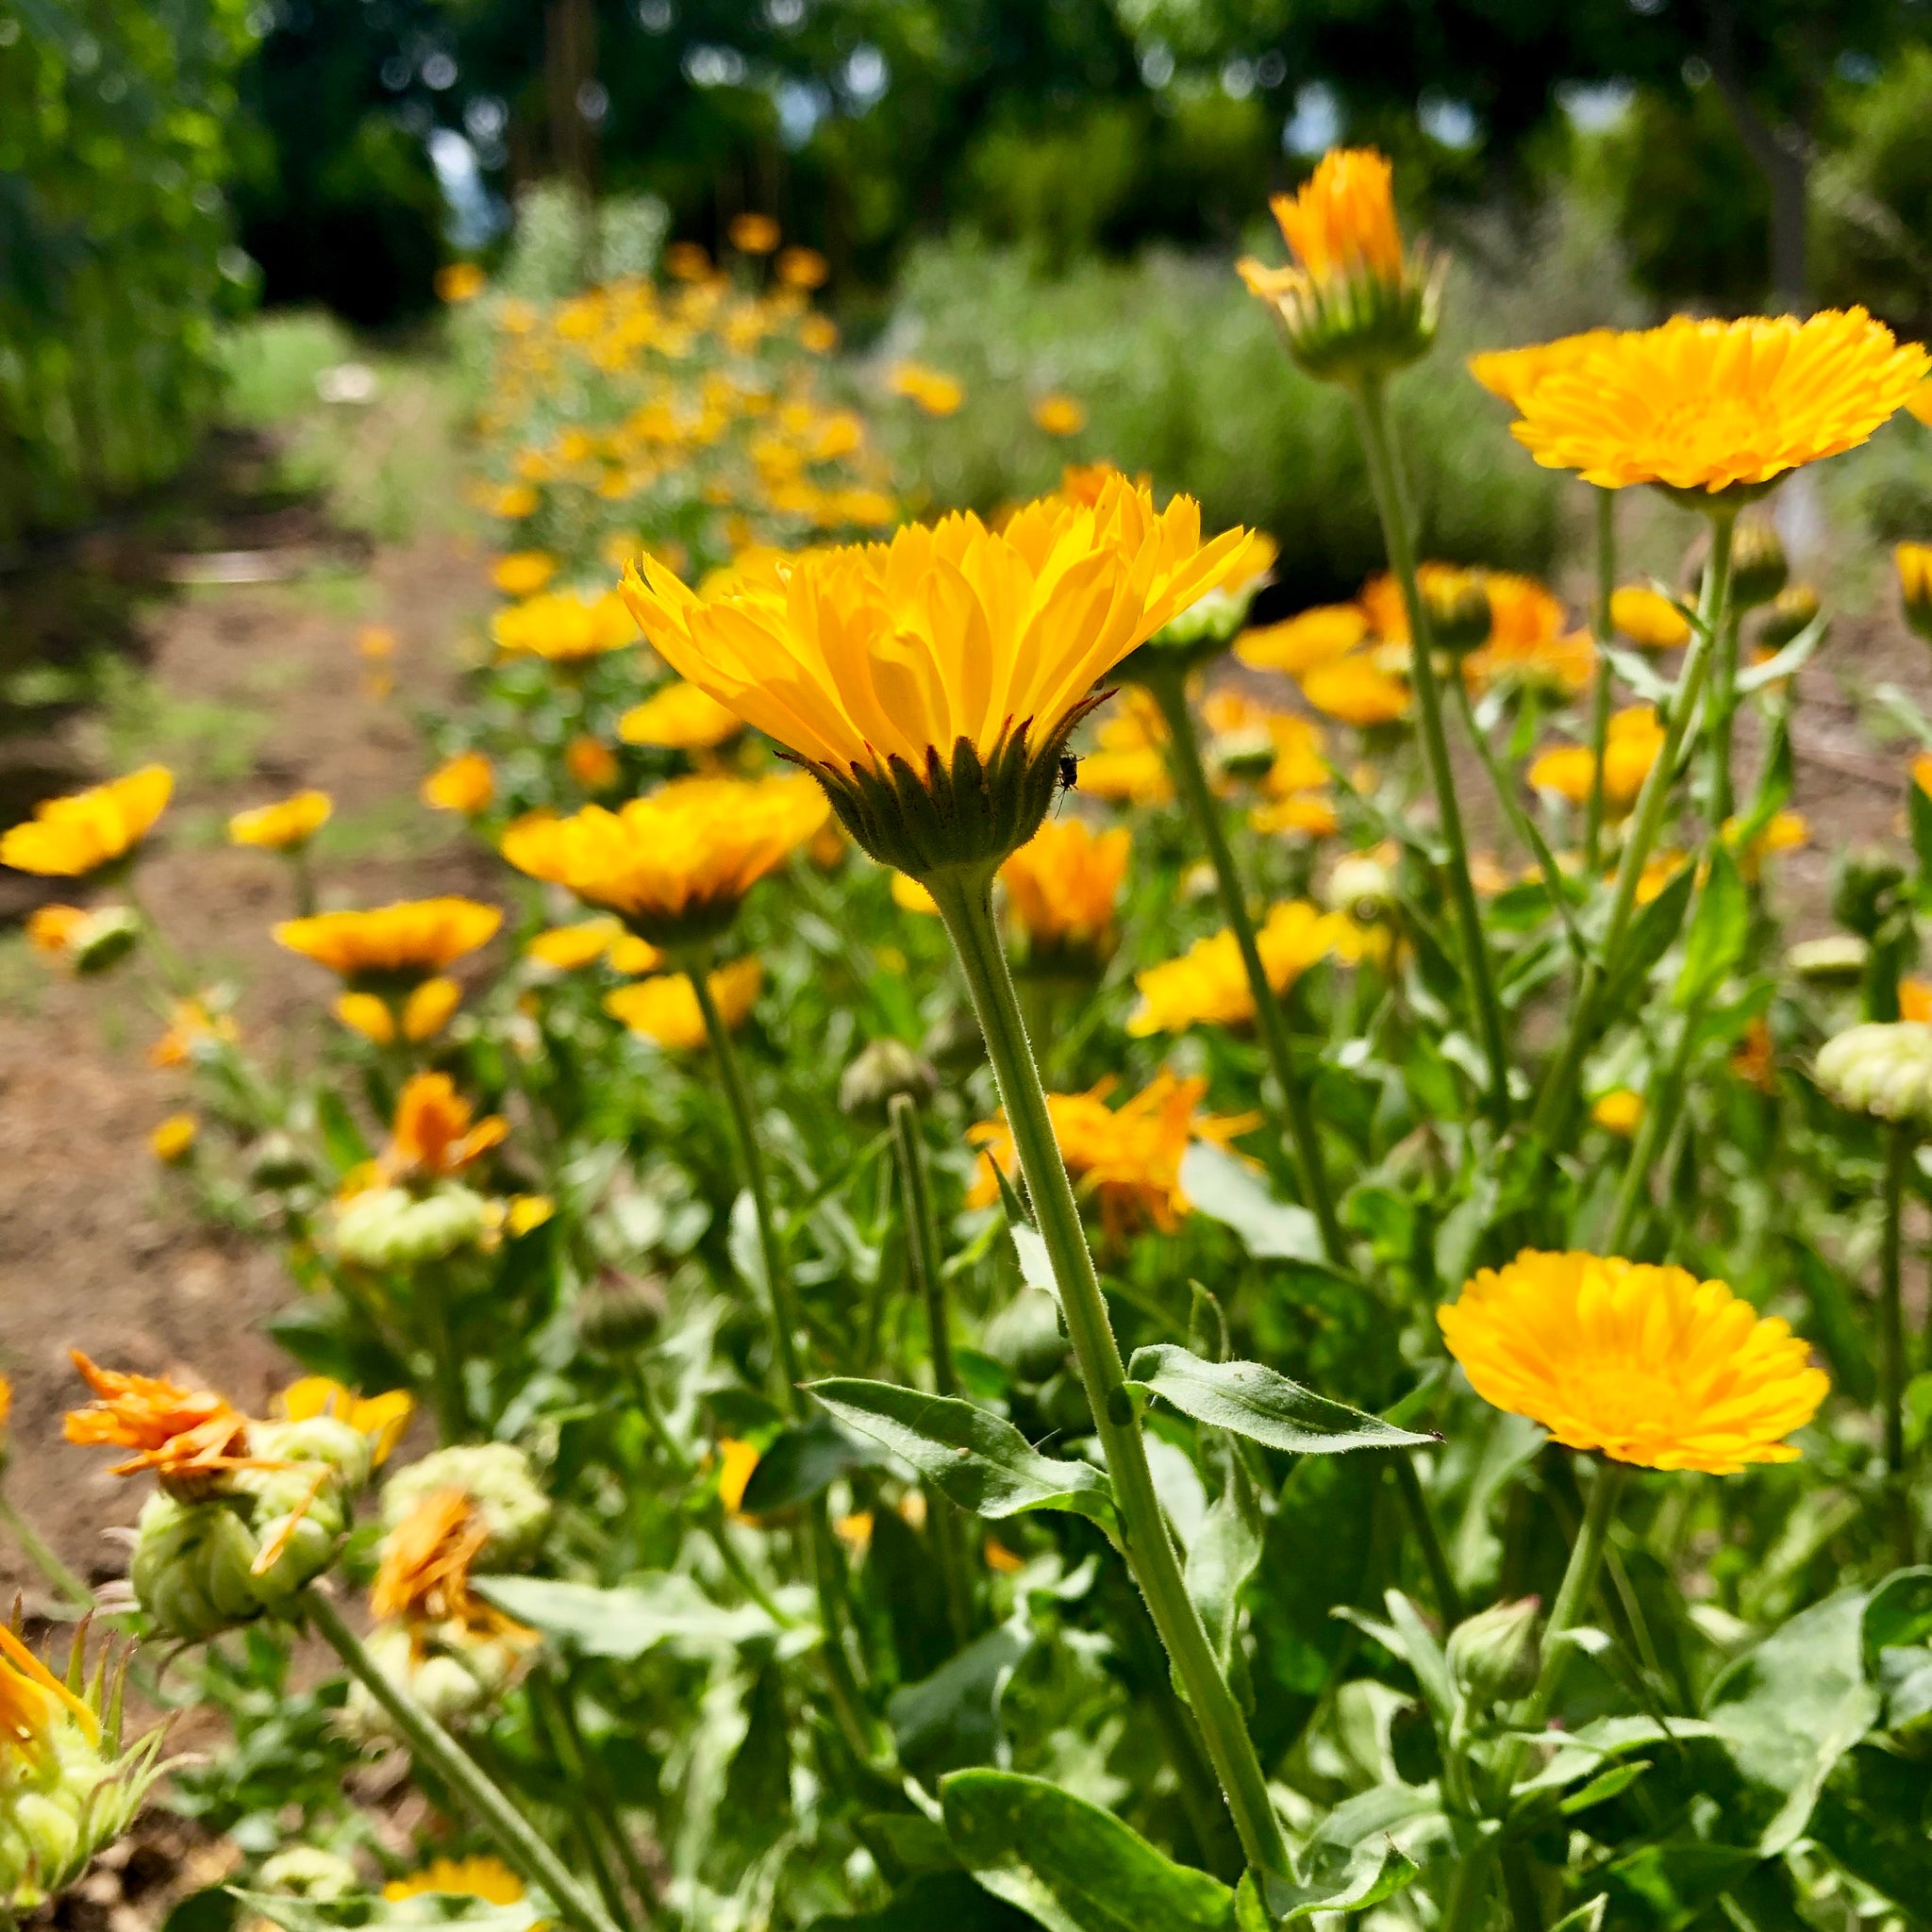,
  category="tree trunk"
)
[545,0,599,280]
[1706,6,1809,311]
